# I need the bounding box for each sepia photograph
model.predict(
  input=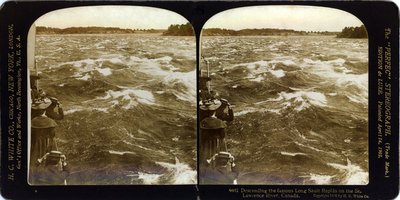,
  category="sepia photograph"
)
[28,6,197,185]
[199,6,368,185]
[0,1,398,199]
